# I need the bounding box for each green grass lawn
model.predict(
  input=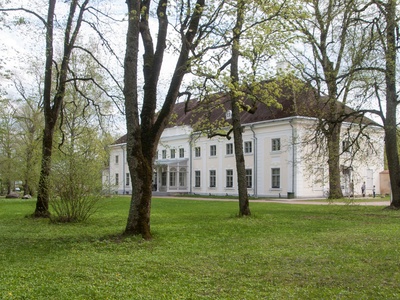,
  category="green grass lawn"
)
[1,197,400,299]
